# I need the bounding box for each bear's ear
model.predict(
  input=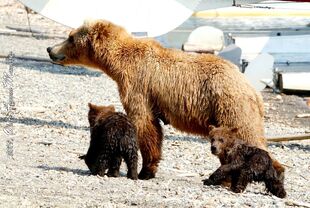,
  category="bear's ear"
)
[108,105,115,112]
[88,103,95,109]
[231,127,238,134]
[83,18,95,27]
[208,125,216,132]
[78,155,86,160]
